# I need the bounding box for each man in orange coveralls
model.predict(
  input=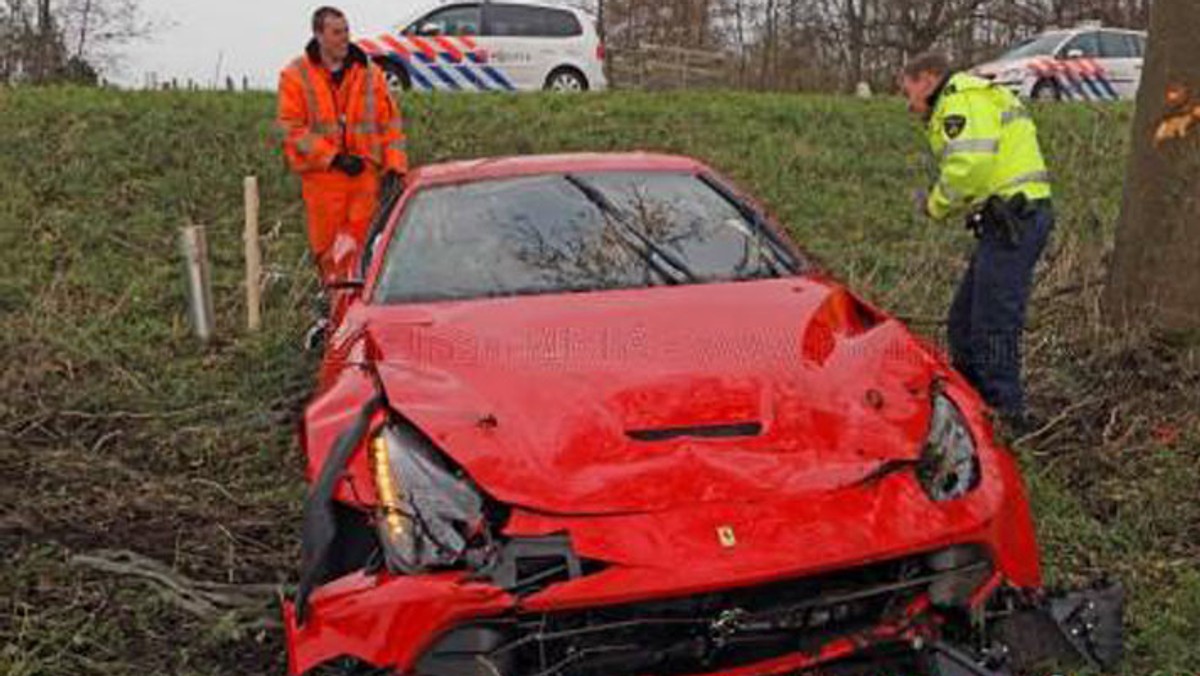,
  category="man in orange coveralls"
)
[277,6,408,284]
